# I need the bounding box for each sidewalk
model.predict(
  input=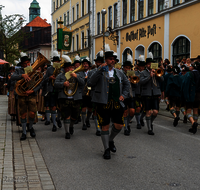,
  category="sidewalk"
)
[0,96,55,190]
